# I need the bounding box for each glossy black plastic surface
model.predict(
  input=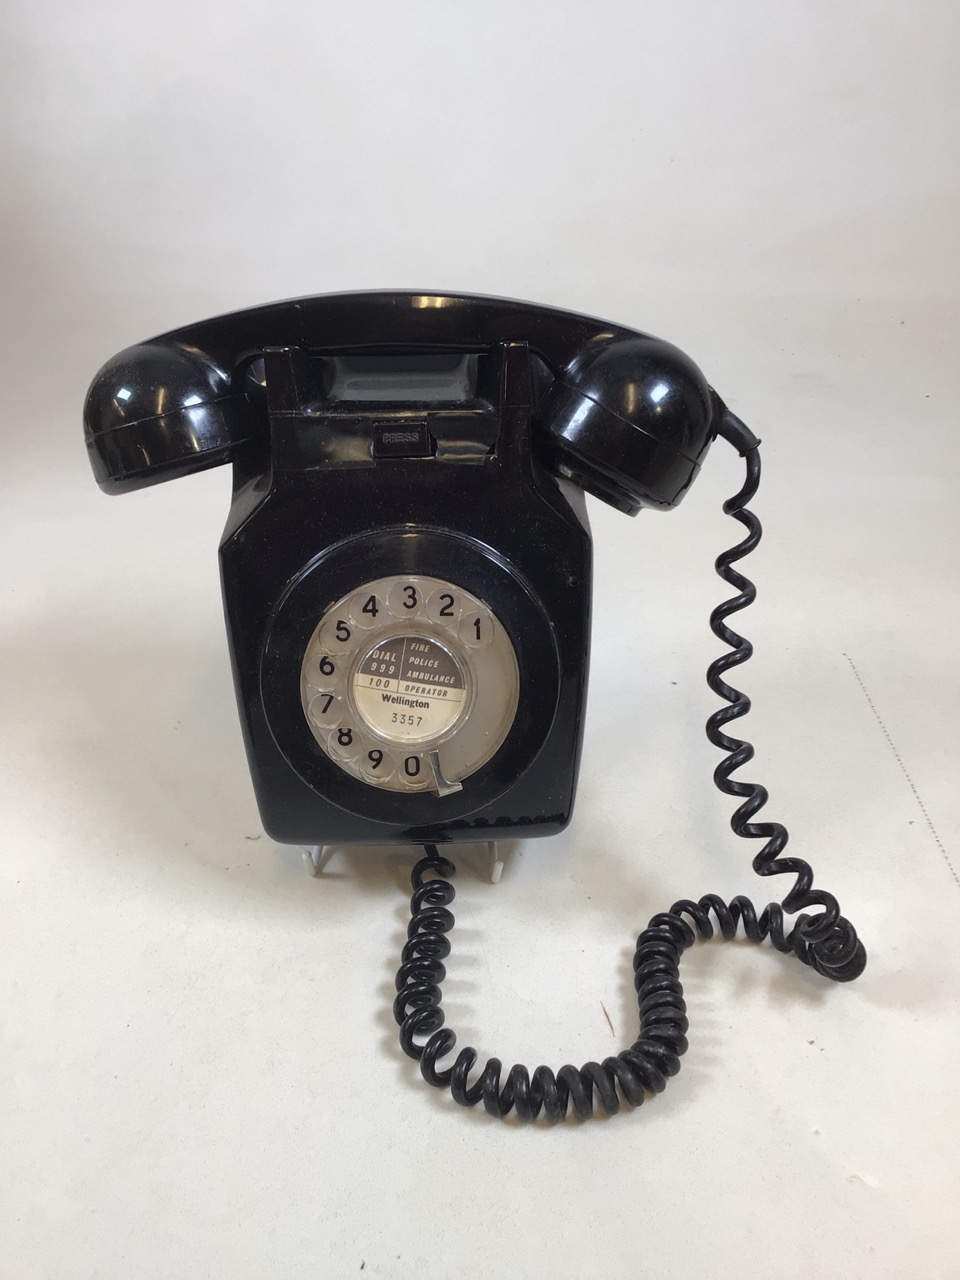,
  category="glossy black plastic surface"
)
[84,342,248,491]
[83,291,726,846]
[218,340,590,844]
[83,291,722,510]
[537,334,716,512]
